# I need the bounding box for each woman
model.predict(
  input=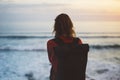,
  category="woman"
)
[47,13,82,80]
